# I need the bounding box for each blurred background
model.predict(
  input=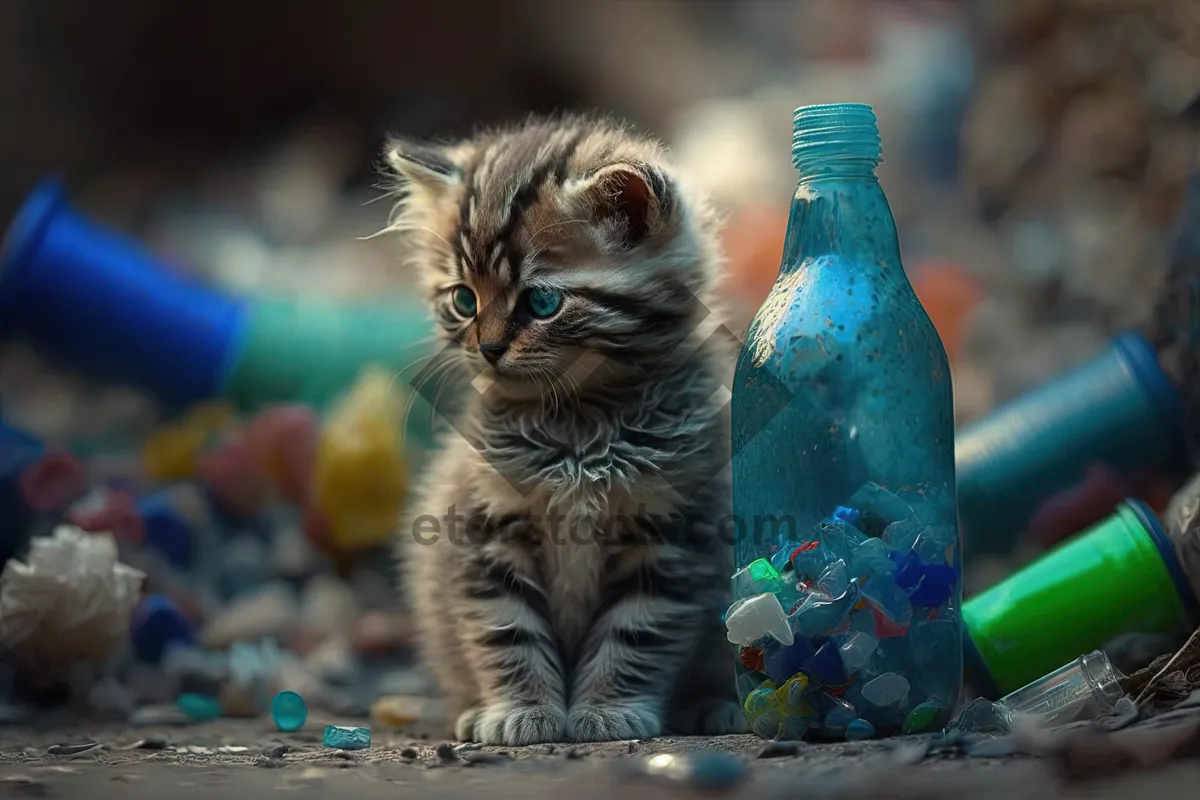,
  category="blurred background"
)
[2,0,1200,720]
